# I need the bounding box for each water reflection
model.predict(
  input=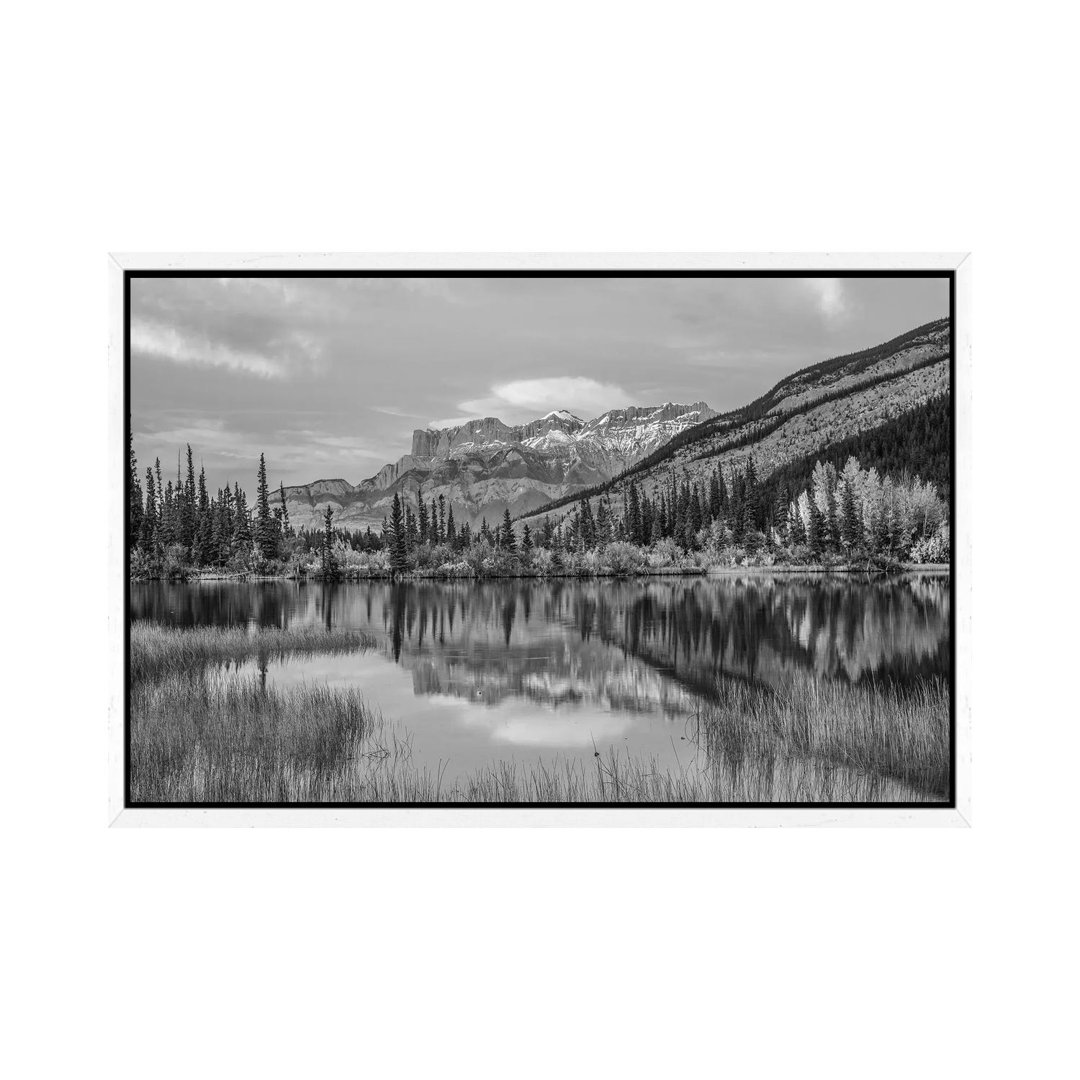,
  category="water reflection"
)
[131,575,950,713]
